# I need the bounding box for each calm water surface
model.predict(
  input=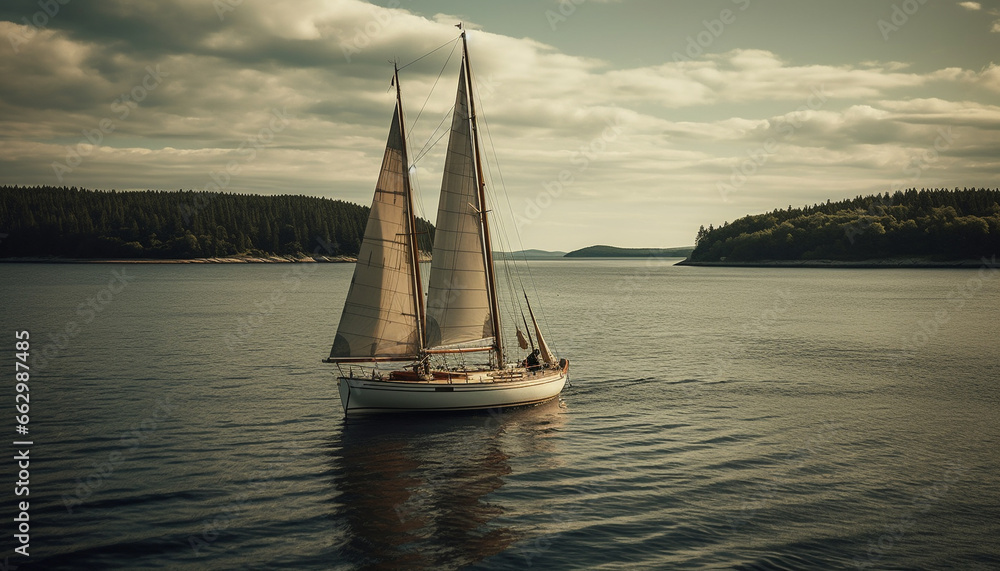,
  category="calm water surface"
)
[1,259,998,569]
